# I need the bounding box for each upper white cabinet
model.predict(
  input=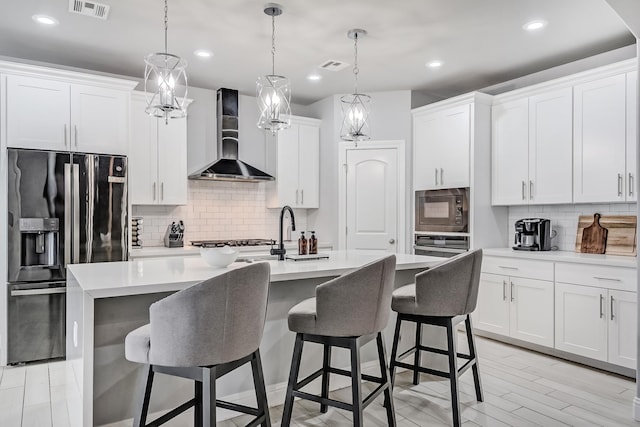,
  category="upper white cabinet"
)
[413,102,471,190]
[626,71,637,202]
[130,93,189,205]
[492,87,573,205]
[266,116,321,209]
[573,74,627,203]
[3,69,134,155]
